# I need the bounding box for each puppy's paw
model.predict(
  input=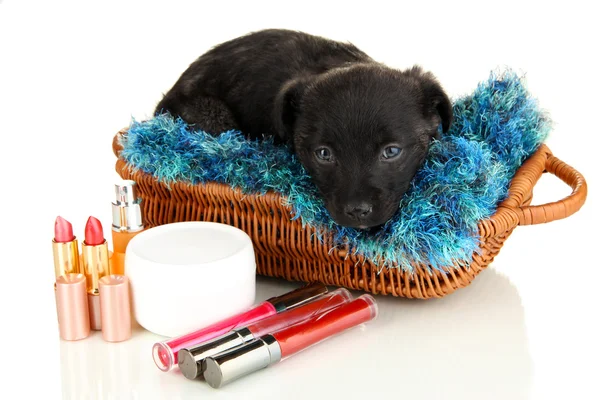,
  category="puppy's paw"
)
[156,96,239,135]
